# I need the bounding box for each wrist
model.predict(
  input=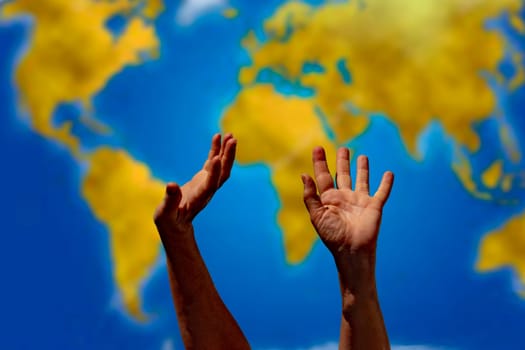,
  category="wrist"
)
[158,223,195,248]
[334,249,377,296]
[333,246,376,273]
[337,256,378,319]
